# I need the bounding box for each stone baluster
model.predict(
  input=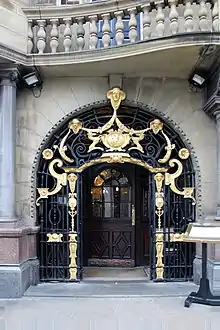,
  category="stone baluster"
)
[142,5,151,40]
[27,20,33,54]
[76,17,85,51]
[169,0,179,35]
[36,20,46,54]
[102,14,111,48]
[212,0,219,32]
[155,2,165,37]
[63,19,72,52]
[89,15,98,50]
[128,8,137,43]
[50,19,59,53]
[184,0,194,32]
[198,0,208,31]
[115,11,124,46]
